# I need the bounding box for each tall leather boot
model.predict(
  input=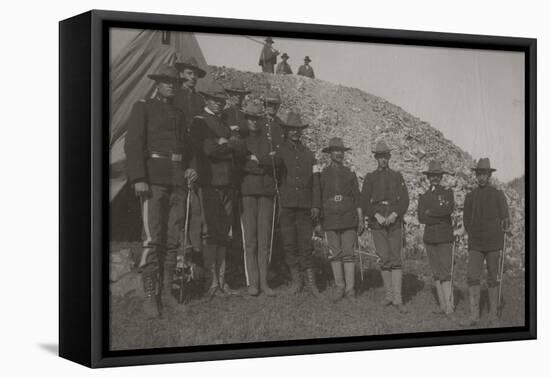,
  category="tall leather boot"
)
[468,285,481,325]
[381,270,393,306]
[441,280,454,315]
[218,253,239,296]
[392,269,408,313]
[330,261,345,302]
[306,268,324,299]
[433,280,446,314]
[259,255,276,297]
[162,261,178,307]
[488,286,500,324]
[343,262,356,300]
[142,269,160,319]
[288,266,303,295]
